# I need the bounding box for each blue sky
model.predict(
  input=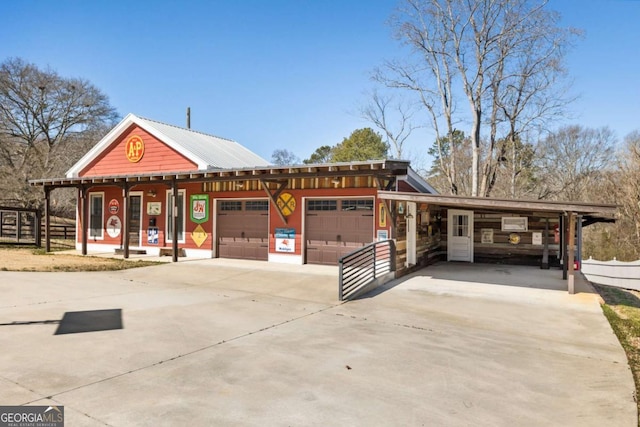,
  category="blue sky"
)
[2,0,639,167]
